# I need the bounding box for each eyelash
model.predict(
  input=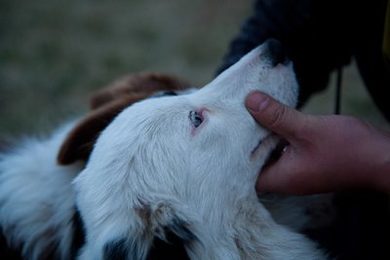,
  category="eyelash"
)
[189,111,203,128]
